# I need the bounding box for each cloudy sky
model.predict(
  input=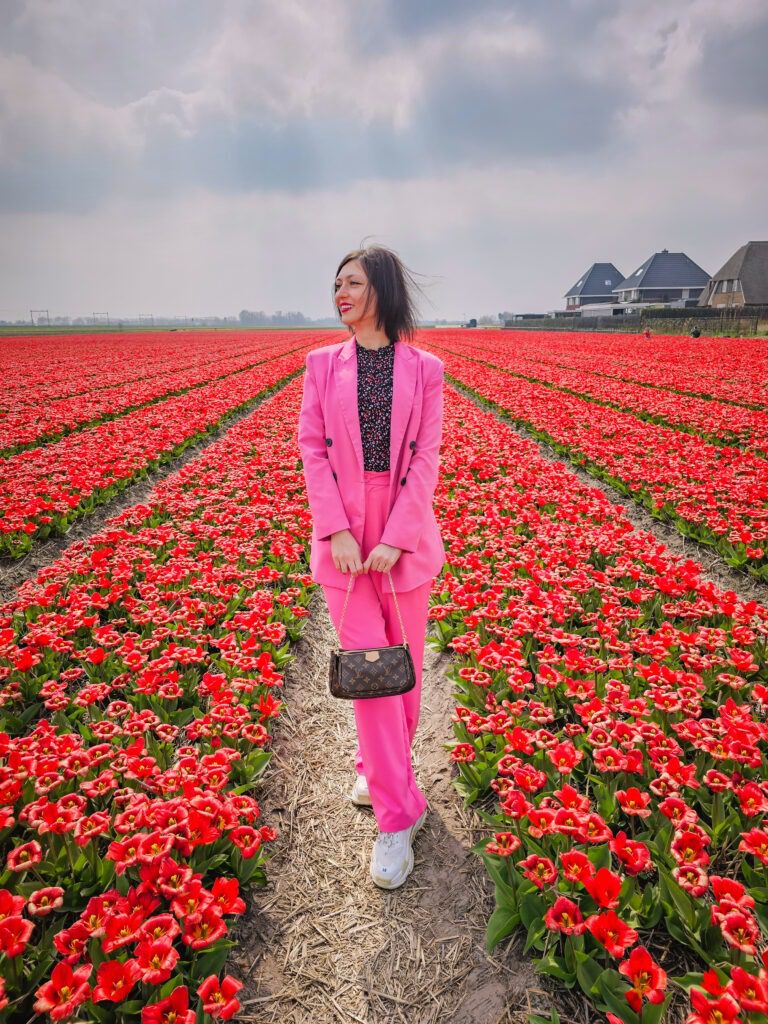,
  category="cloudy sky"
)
[1,0,767,322]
